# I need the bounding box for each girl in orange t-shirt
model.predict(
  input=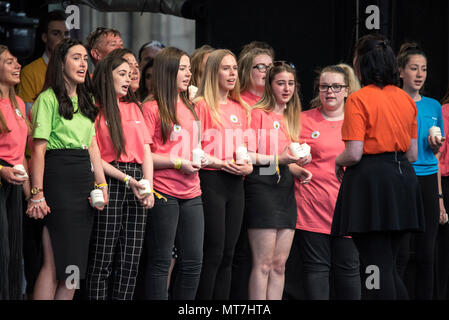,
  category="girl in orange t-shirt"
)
[0,45,32,299]
[193,49,253,300]
[331,34,424,300]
